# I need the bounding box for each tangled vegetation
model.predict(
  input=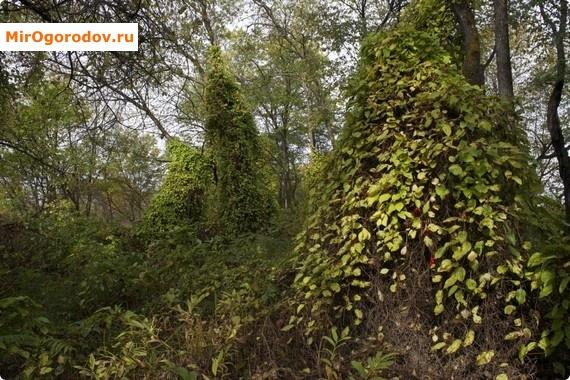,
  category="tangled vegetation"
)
[142,139,212,238]
[290,25,543,378]
[1,1,570,379]
[204,47,275,235]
